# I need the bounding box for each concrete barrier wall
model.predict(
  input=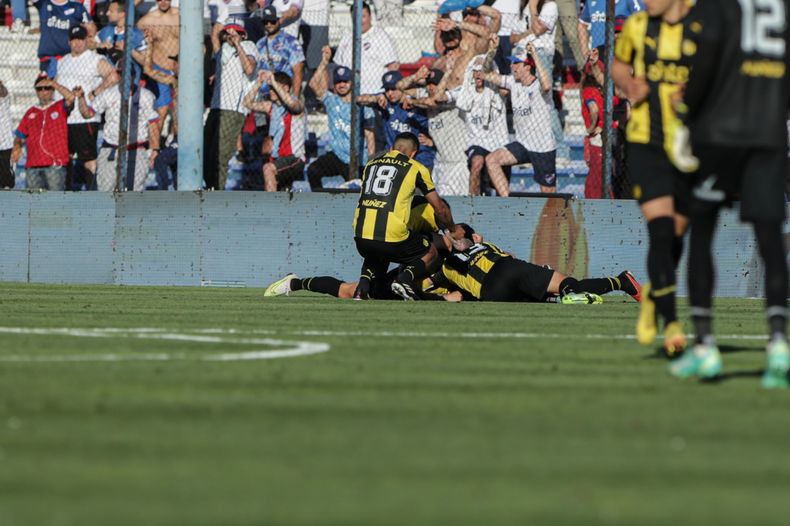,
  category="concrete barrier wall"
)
[0,192,777,297]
